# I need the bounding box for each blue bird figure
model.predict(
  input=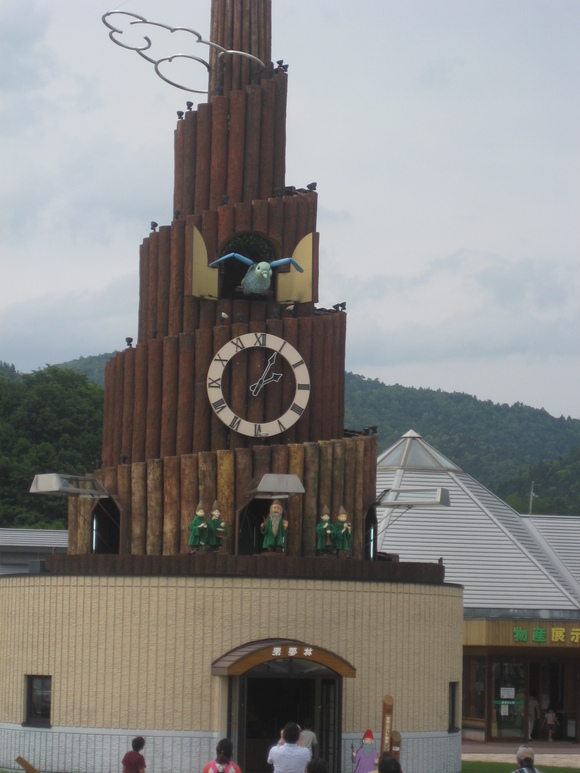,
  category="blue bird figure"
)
[209,252,303,297]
